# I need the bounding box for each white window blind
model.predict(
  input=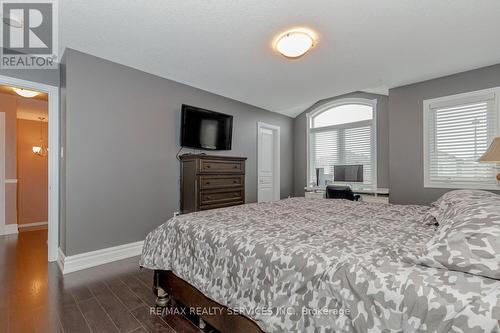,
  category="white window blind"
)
[311,129,339,177]
[308,100,376,188]
[424,90,500,189]
[344,125,373,185]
